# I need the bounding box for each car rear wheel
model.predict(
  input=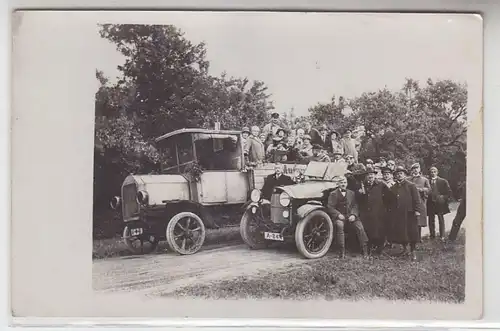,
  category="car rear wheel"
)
[166,212,206,255]
[123,225,159,255]
[240,210,269,250]
[295,210,333,259]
